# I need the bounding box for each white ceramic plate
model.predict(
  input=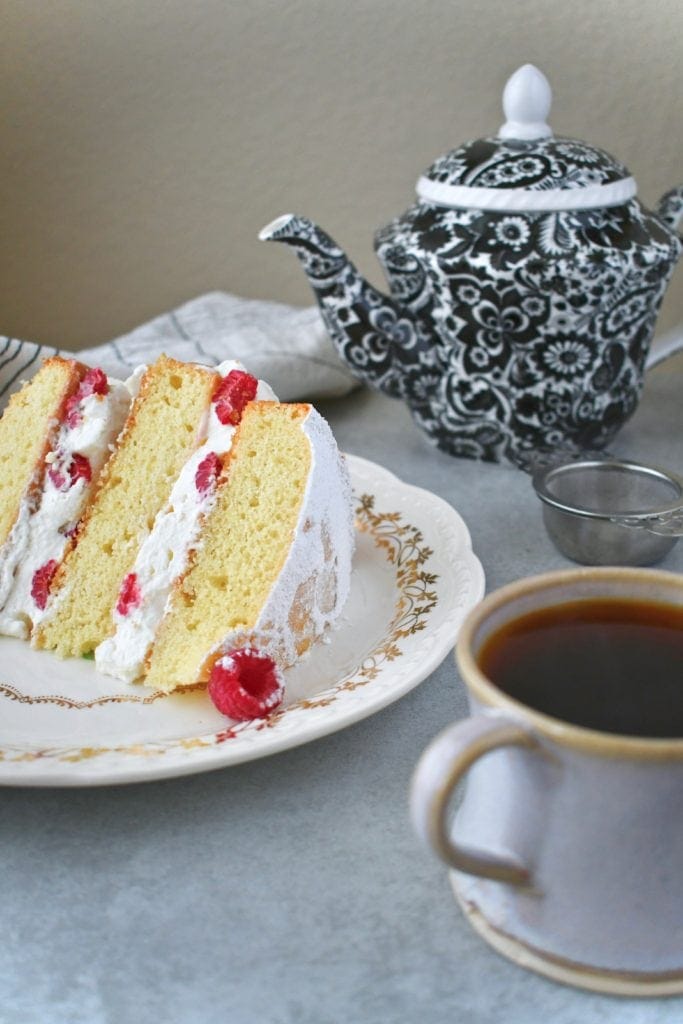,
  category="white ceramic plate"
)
[0,455,484,786]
